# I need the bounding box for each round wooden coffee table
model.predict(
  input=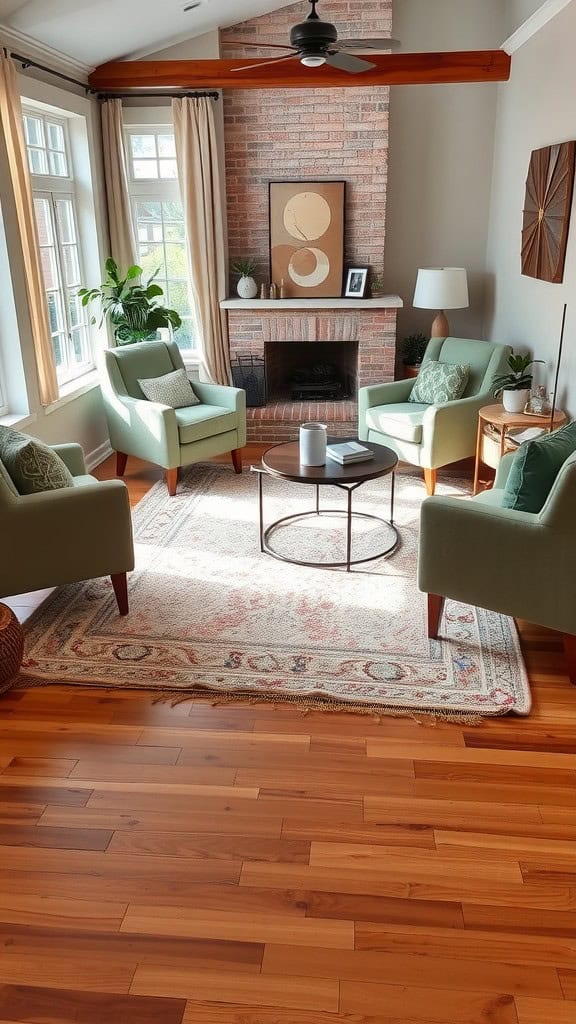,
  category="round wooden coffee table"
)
[253,439,399,571]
